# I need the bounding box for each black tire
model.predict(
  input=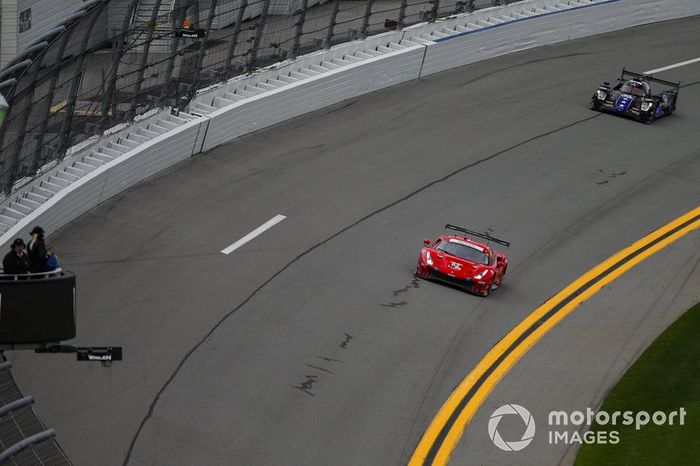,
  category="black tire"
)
[642,107,656,124]
[590,99,602,111]
[480,282,492,297]
[663,98,675,116]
